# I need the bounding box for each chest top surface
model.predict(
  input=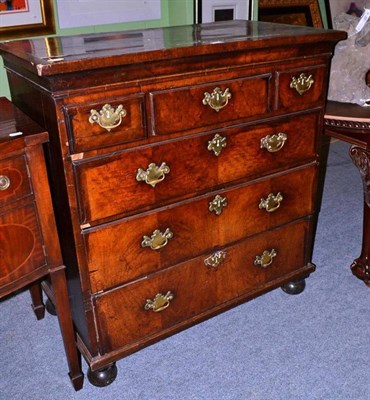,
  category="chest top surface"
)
[0,20,346,77]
